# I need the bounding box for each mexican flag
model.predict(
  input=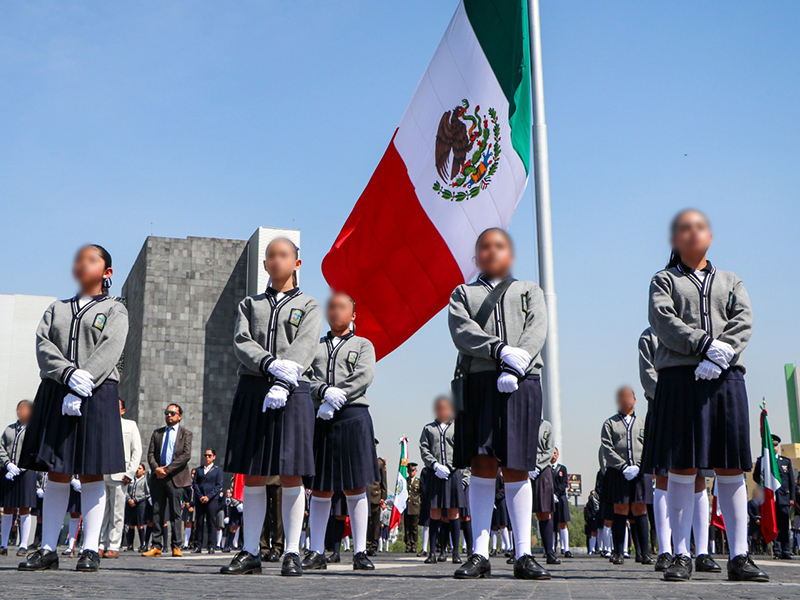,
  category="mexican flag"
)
[389,438,410,530]
[323,0,532,359]
[759,407,781,544]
